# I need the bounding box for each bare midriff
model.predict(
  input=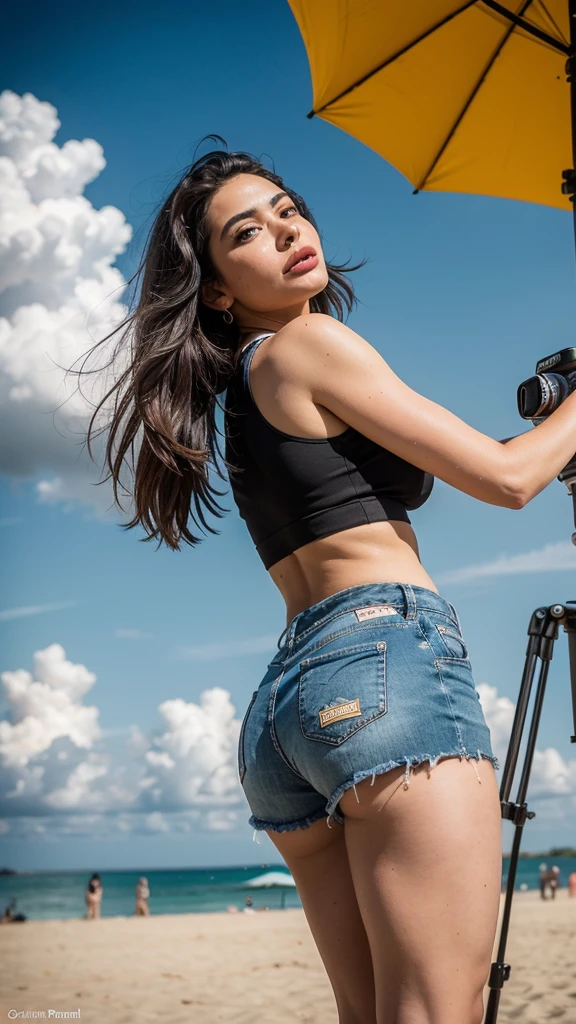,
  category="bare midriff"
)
[268,520,439,627]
